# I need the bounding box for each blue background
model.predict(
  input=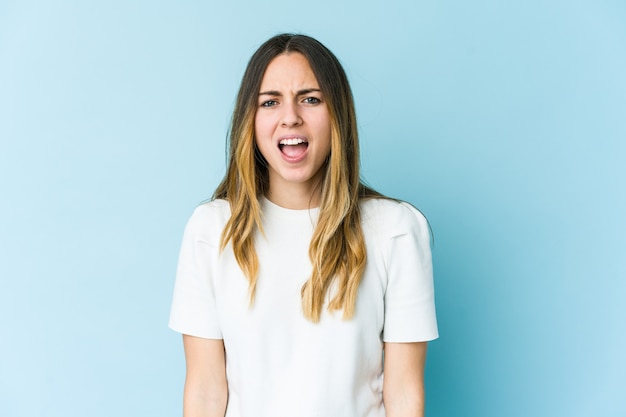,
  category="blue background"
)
[1,0,624,416]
